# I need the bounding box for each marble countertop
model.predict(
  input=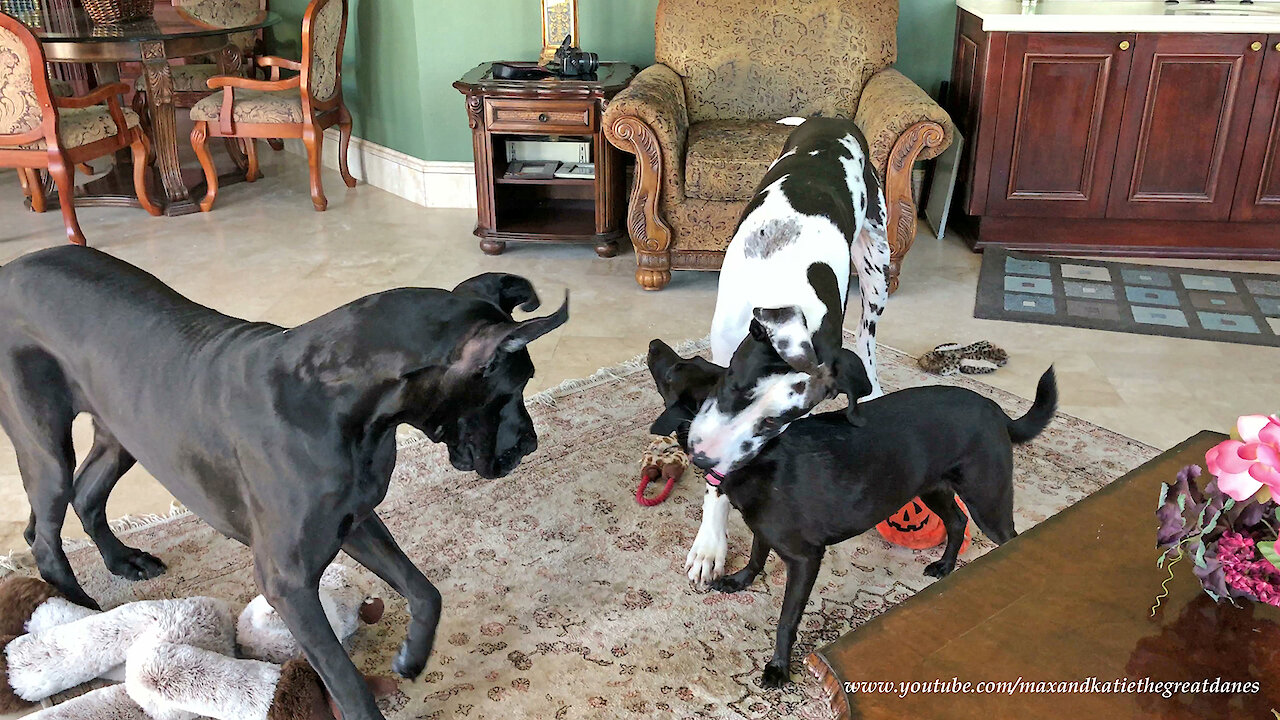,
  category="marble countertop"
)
[956,0,1280,32]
